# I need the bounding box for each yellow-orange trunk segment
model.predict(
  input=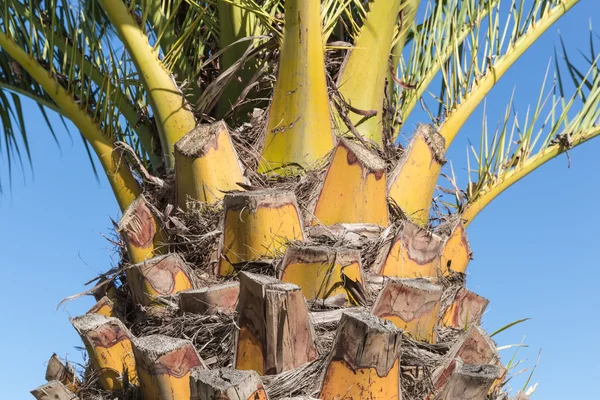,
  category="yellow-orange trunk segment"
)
[71,314,137,391]
[280,245,363,304]
[372,278,442,343]
[133,254,194,306]
[373,222,443,279]
[440,288,489,329]
[312,139,388,226]
[320,311,402,400]
[387,125,446,226]
[259,0,334,173]
[335,0,405,146]
[218,190,305,276]
[190,368,268,400]
[320,359,401,400]
[175,121,246,207]
[133,335,204,400]
[440,221,472,276]
[87,296,117,318]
